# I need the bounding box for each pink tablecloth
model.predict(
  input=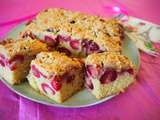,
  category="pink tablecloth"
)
[0,0,160,120]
